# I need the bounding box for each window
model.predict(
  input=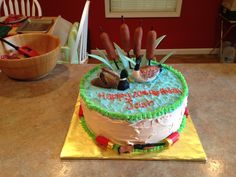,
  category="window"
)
[105,0,183,18]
